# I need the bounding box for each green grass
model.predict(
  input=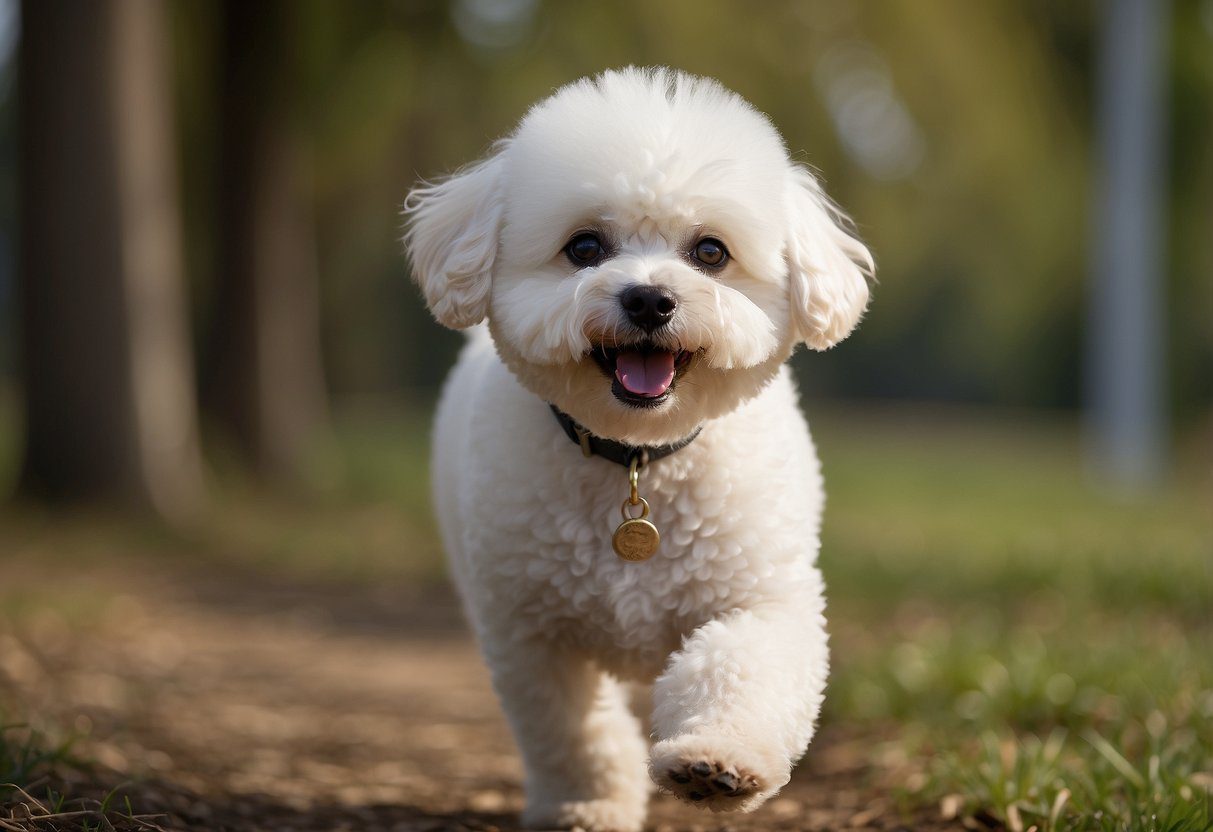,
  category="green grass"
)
[0,721,160,831]
[0,401,444,587]
[186,405,443,582]
[812,404,1213,831]
[0,722,79,799]
[1,397,1210,829]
